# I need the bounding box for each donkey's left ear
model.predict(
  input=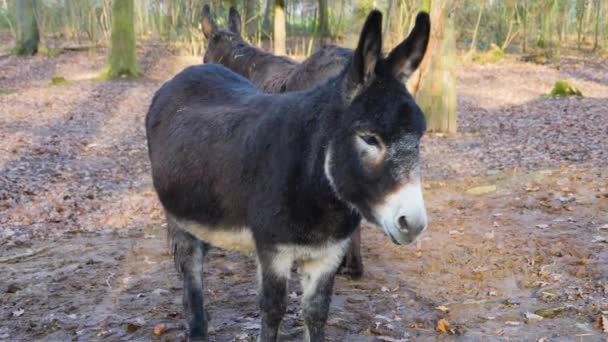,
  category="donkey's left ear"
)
[202,5,218,39]
[385,12,431,82]
[229,7,242,36]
